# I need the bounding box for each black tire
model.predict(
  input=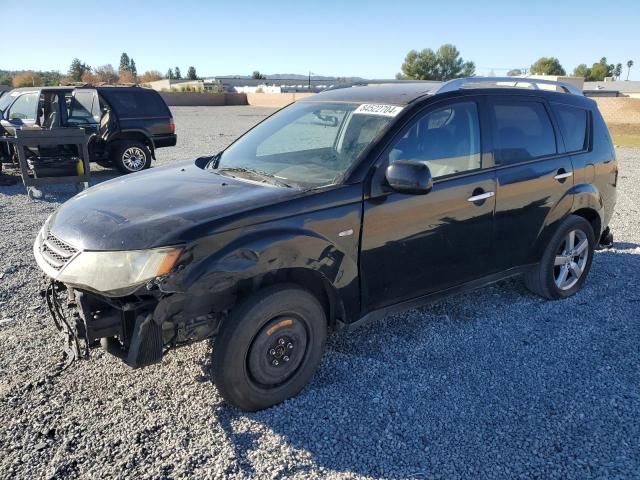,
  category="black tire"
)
[110,140,151,174]
[524,215,595,300]
[213,285,327,411]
